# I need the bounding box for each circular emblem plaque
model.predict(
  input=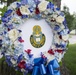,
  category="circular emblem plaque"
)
[30,25,46,48]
